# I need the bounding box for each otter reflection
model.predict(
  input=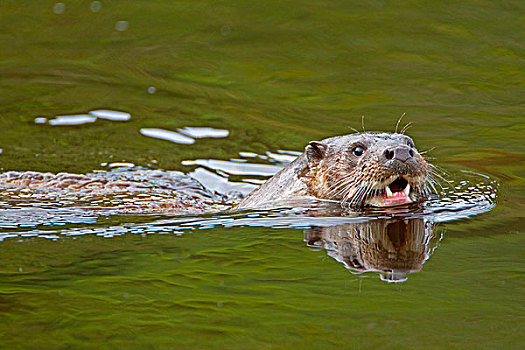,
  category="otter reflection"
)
[304,218,438,282]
